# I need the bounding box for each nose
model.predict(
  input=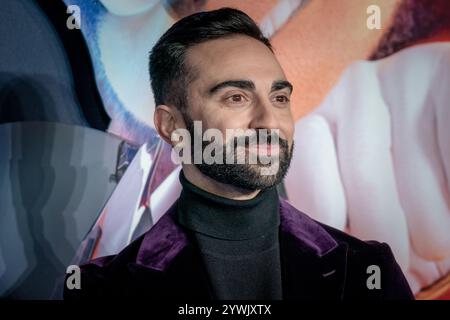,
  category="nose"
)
[249,98,281,131]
